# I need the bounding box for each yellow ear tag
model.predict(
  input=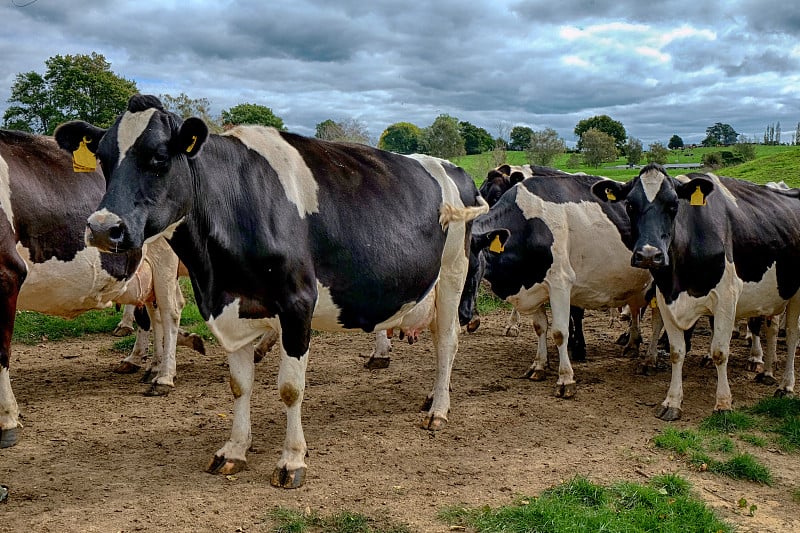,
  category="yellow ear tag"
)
[605,188,616,201]
[690,186,706,206]
[72,136,97,172]
[185,135,198,153]
[650,297,658,309]
[489,235,505,253]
